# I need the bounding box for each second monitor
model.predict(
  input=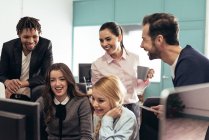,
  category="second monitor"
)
[78,63,92,84]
